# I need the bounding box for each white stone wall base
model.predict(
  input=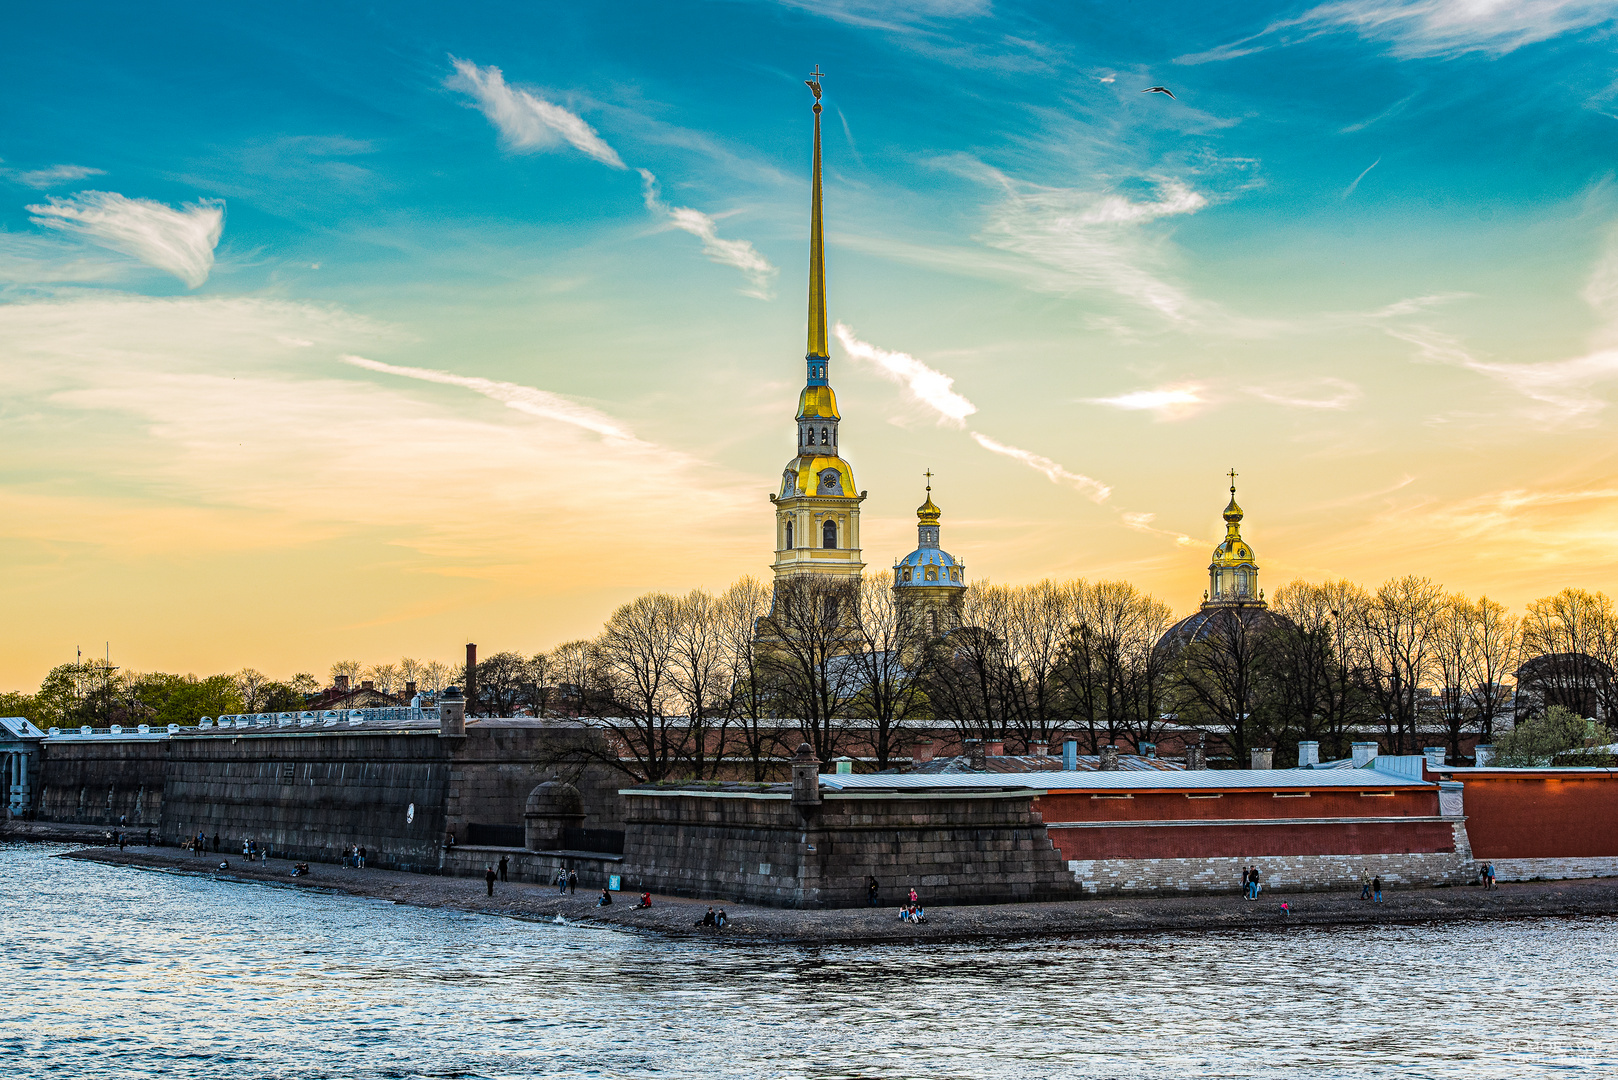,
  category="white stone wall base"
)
[1489,856,1618,882]
[1068,851,1475,896]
